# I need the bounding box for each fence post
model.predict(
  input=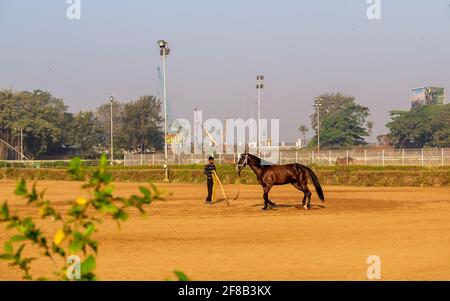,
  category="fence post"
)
[346,150,349,166]
[402,149,405,166]
[152,154,155,165]
[295,151,298,163]
[364,149,367,166]
[329,150,332,166]
[442,148,445,167]
[280,151,283,164]
[382,149,385,166]
[421,149,424,167]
